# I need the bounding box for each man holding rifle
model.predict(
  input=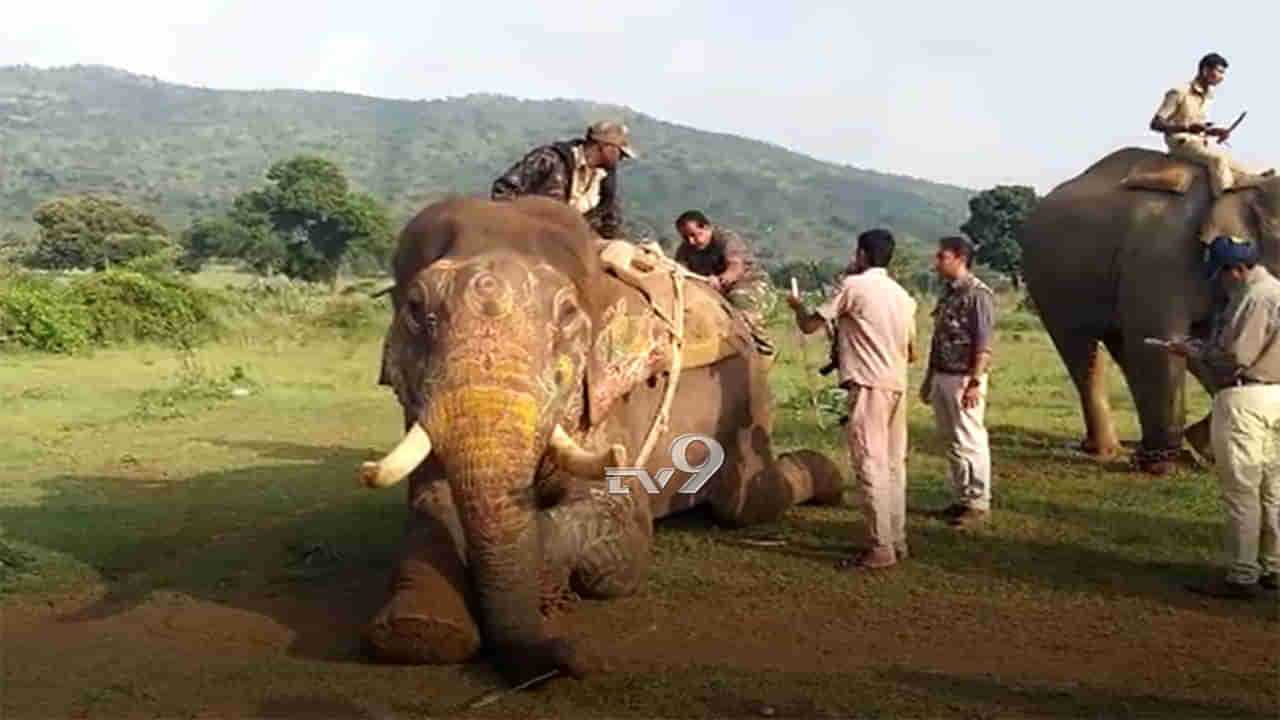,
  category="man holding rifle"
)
[1150,52,1274,203]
